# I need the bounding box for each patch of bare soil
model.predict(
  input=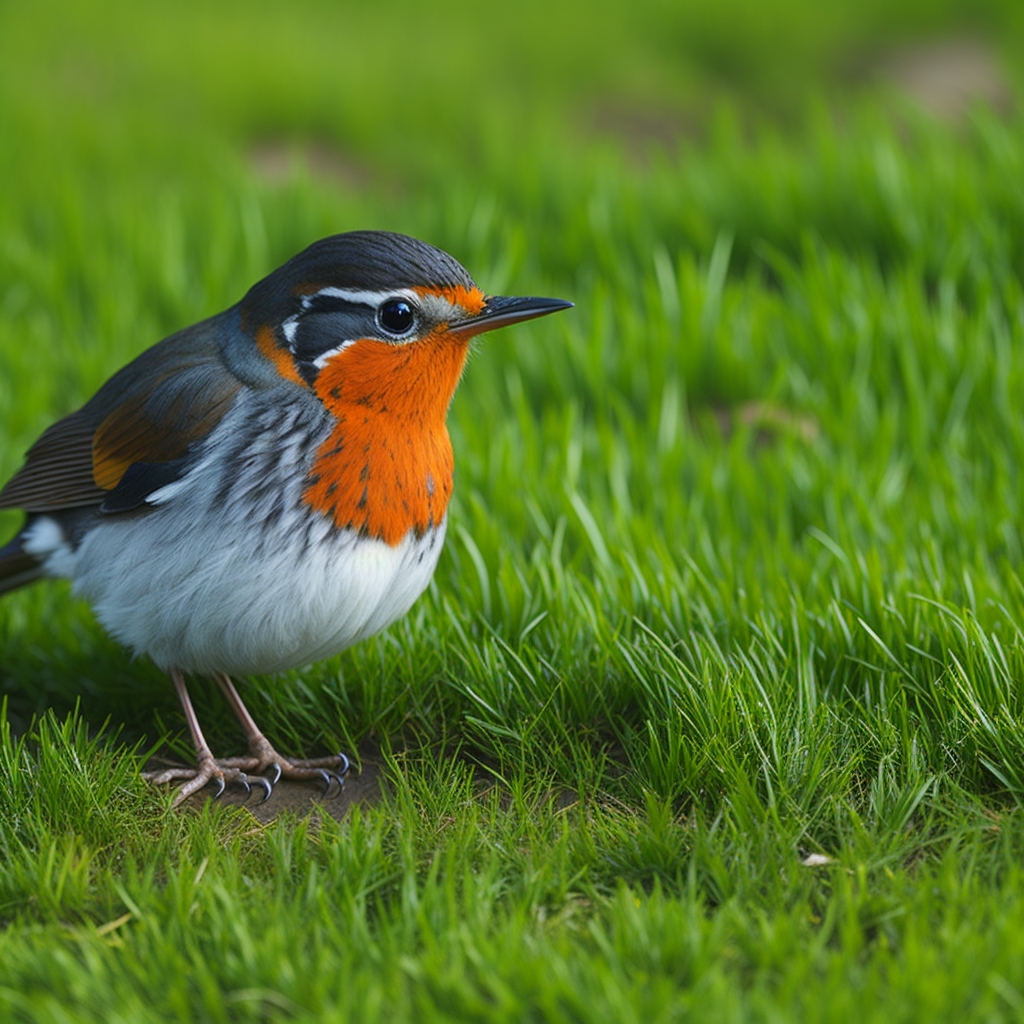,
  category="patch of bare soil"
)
[708,400,820,446]
[587,99,701,157]
[877,38,1011,123]
[248,140,374,189]
[583,36,1011,158]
